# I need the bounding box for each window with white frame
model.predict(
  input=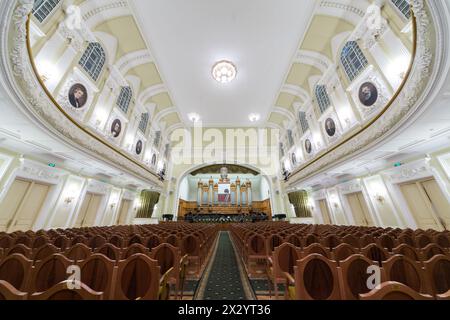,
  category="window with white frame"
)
[153,131,161,148]
[315,85,331,114]
[32,0,61,23]
[391,0,411,19]
[279,143,285,158]
[340,41,369,82]
[116,87,132,114]
[78,42,106,82]
[287,130,294,148]
[138,113,149,133]
[164,143,170,159]
[299,111,309,133]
